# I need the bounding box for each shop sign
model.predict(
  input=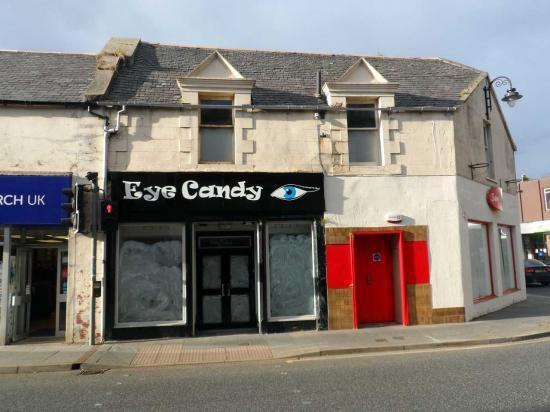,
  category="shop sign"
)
[0,175,71,225]
[110,172,325,220]
[487,187,503,211]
